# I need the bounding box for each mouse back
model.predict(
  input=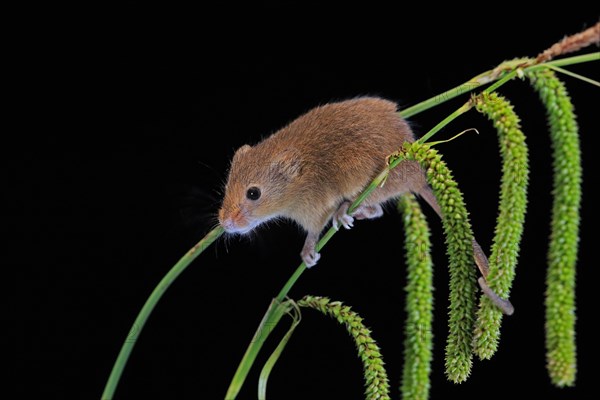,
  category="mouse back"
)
[219,96,417,235]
